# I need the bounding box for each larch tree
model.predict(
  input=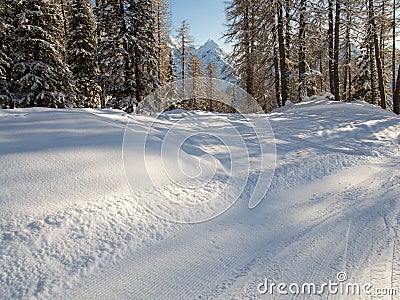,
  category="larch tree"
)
[187,53,204,110]
[394,64,400,114]
[333,0,341,101]
[298,0,307,102]
[277,0,288,106]
[153,0,174,86]
[206,61,218,111]
[176,20,194,87]
[392,0,396,104]
[368,0,386,109]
